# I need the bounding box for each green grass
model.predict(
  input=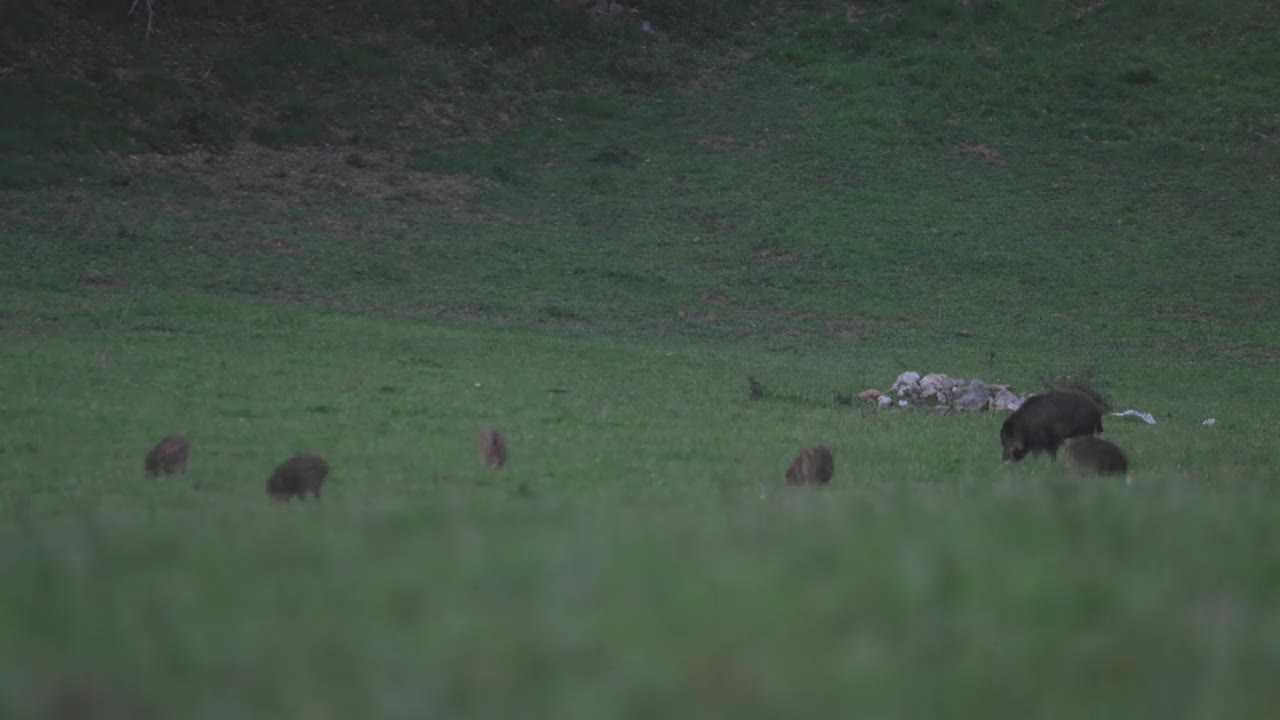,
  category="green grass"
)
[2,0,1280,717]
[1,296,1277,718]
